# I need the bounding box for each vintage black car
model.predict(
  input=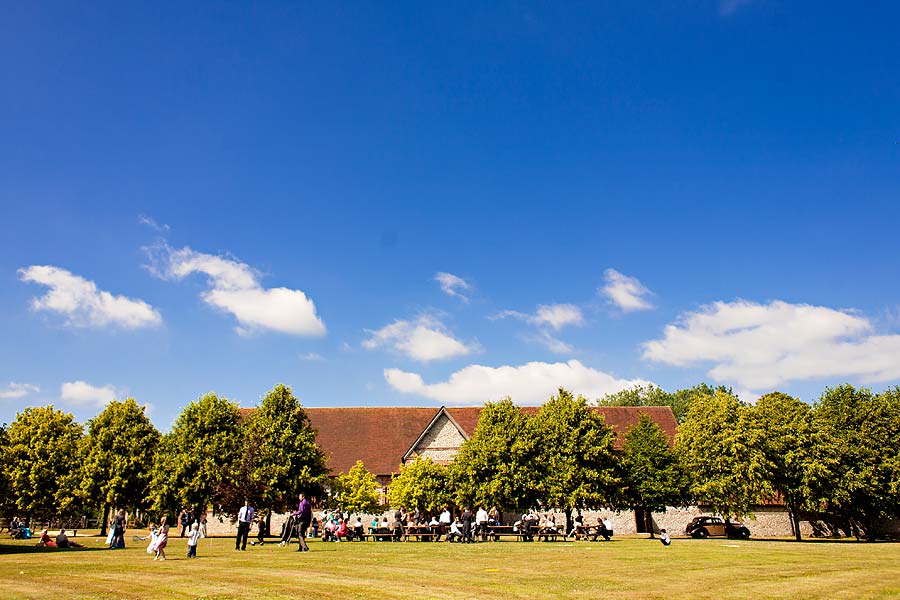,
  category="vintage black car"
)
[685,516,751,539]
